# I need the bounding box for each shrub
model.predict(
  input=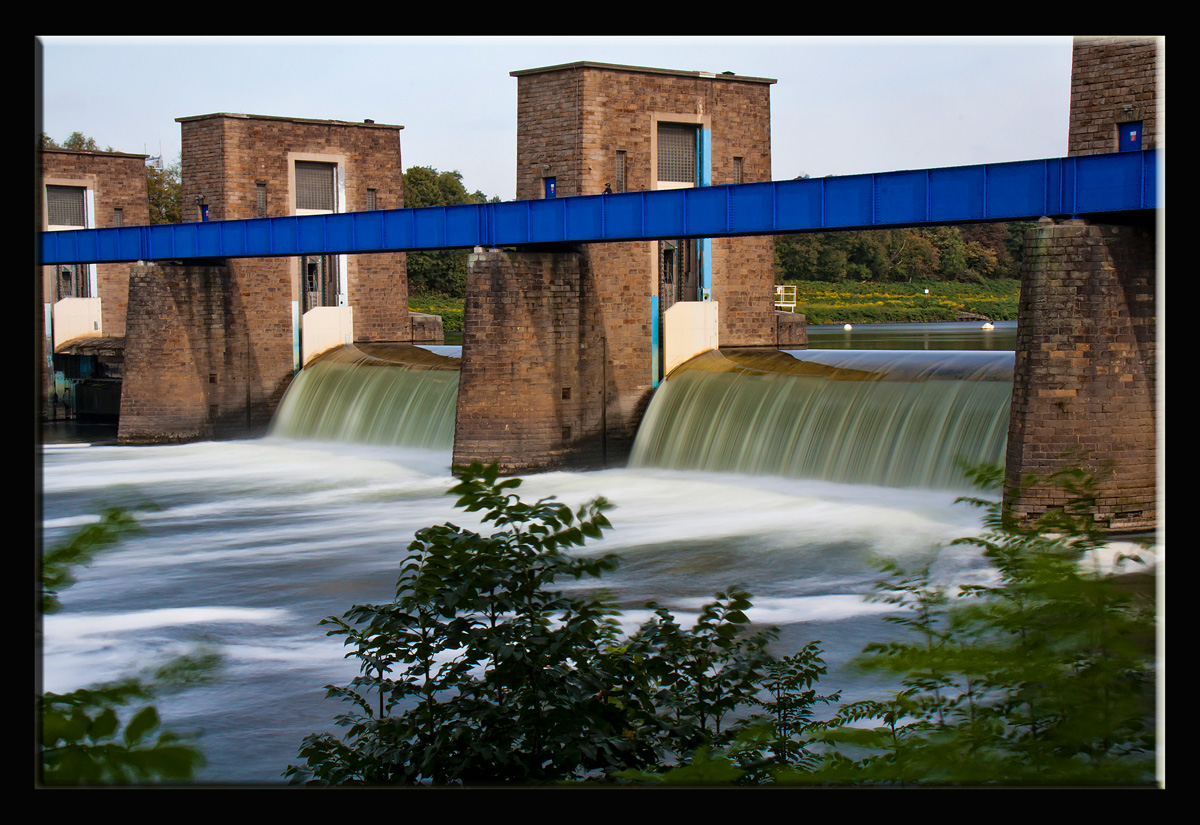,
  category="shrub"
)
[806,466,1157,785]
[286,464,833,785]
